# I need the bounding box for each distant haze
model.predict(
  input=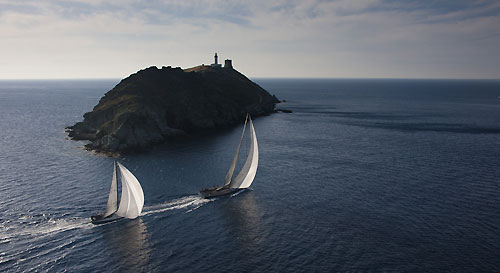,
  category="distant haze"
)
[1,0,499,79]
